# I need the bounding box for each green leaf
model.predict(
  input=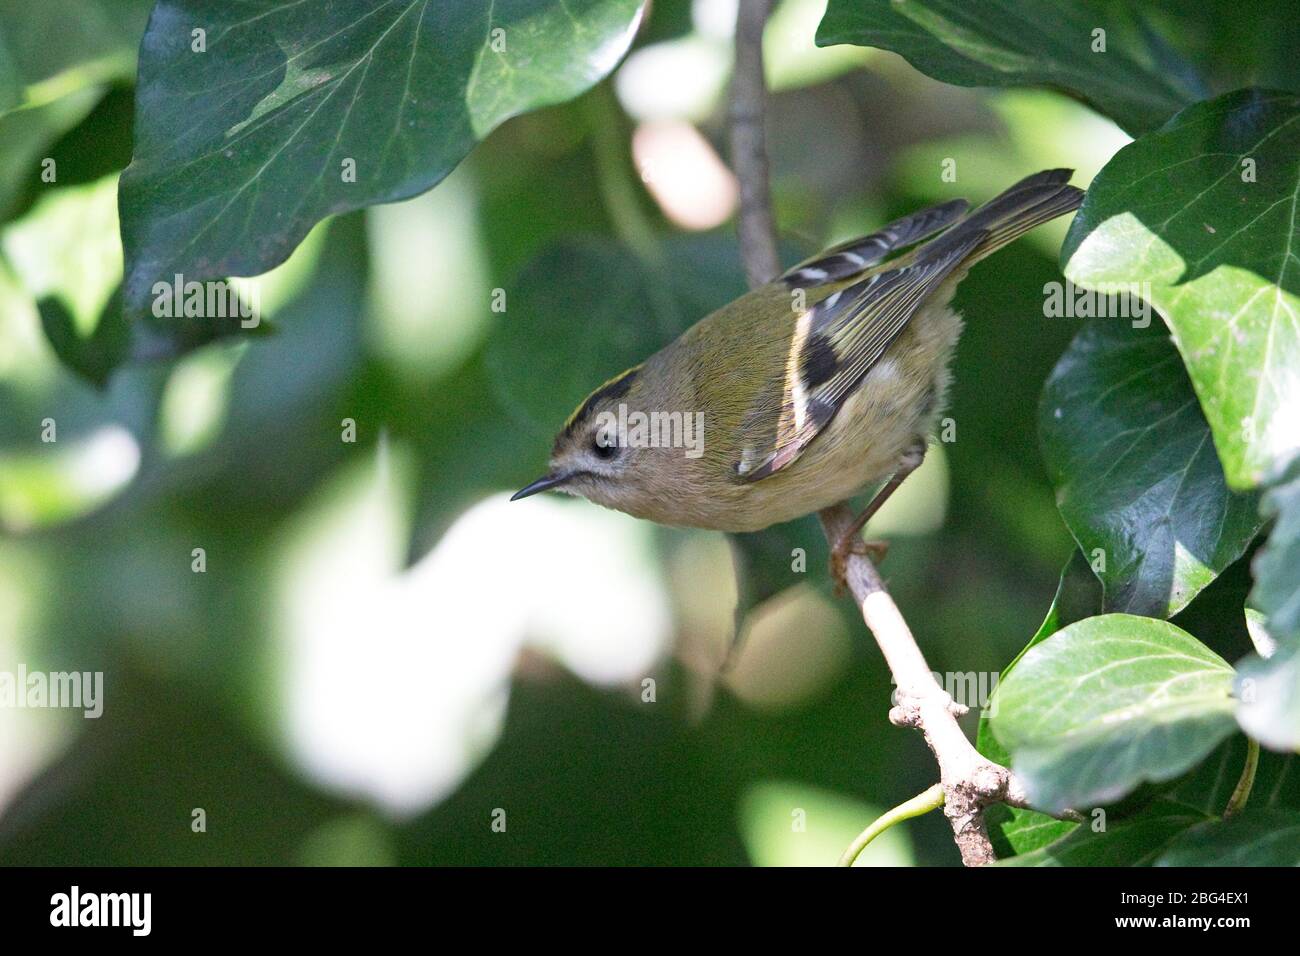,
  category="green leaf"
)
[119,0,646,319]
[1236,650,1300,753]
[979,550,1102,854]
[1235,459,1300,751]
[0,0,152,115]
[815,0,1197,135]
[37,287,129,389]
[995,799,1210,866]
[1165,735,1300,814]
[1040,319,1261,618]
[1248,459,1300,644]
[1062,89,1300,490]
[990,614,1238,812]
[0,87,102,223]
[1155,809,1300,865]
